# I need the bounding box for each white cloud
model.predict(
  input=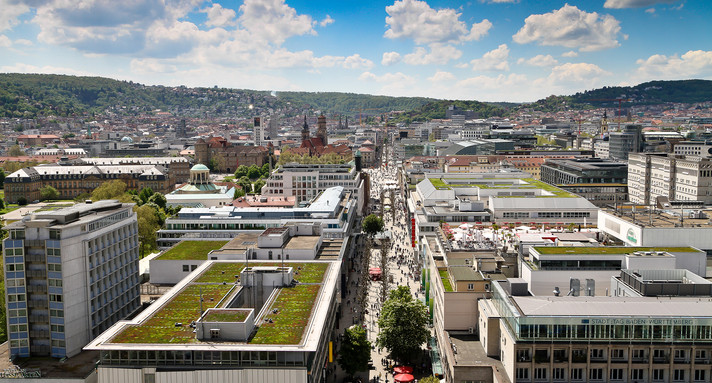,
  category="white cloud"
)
[470,44,509,71]
[382,51,402,66]
[238,0,315,45]
[482,0,518,3]
[0,34,11,48]
[403,44,462,65]
[319,15,334,27]
[634,50,712,80]
[517,54,558,67]
[14,38,33,46]
[358,71,417,96]
[0,0,30,31]
[645,8,655,14]
[562,51,578,58]
[384,0,491,44]
[513,5,622,52]
[202,3,237,27]
[428,70,455,82]
[604,0,680,9]
[0,63,95,76]
[342,54,374,69]
[548,62,612,85]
